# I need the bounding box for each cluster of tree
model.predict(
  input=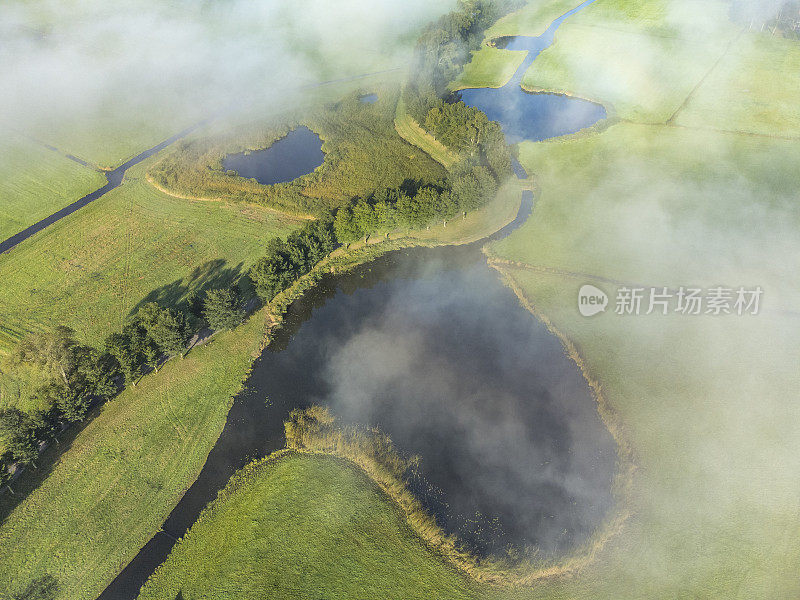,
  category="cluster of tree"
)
[730,0,800,37]
[1,288,247,488]
[333,163,498,243]
[1,326,117,487]
[404,0,525,122]
[248,218,337,301]
[424,100,511,178]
